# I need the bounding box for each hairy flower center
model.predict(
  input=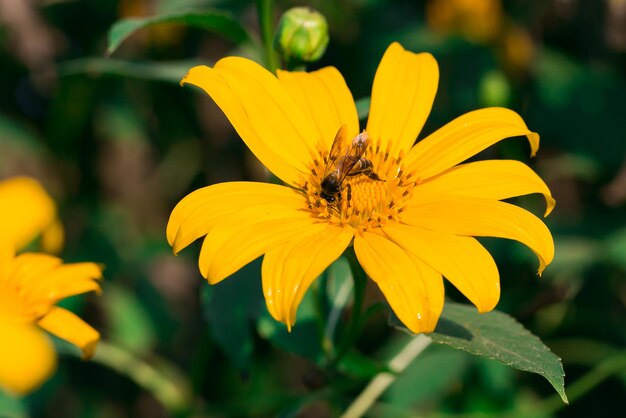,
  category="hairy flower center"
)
[302,134,419,231]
